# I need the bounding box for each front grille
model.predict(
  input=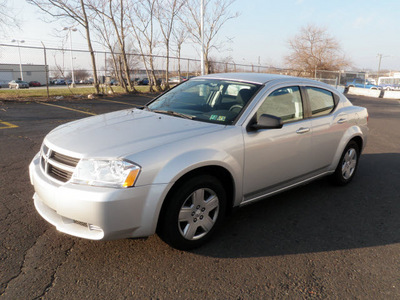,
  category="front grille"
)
[48,164,73,182]
[51,151,80,167]
[41,145,80,183]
